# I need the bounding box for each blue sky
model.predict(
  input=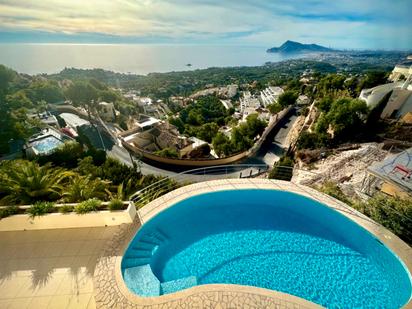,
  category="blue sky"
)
[0,0,411,49]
